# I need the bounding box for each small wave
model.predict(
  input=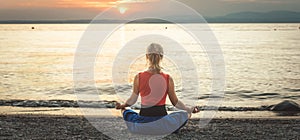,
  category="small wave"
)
[239,90,254,93]
[238,94,252,98]
[225,91,237,94]
[73,86,132,95]
[283,95,300,100]
[251,93,280,96]
[225,90,254,95]
[283,88,300,92]
[198,96,223,99]
[237,93,280,99]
